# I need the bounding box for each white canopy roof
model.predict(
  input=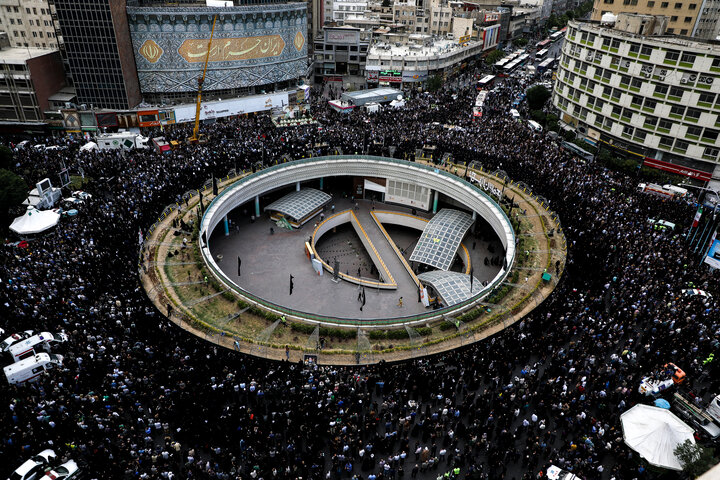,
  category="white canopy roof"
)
[10,208,60,235]
[621,404,696,471]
